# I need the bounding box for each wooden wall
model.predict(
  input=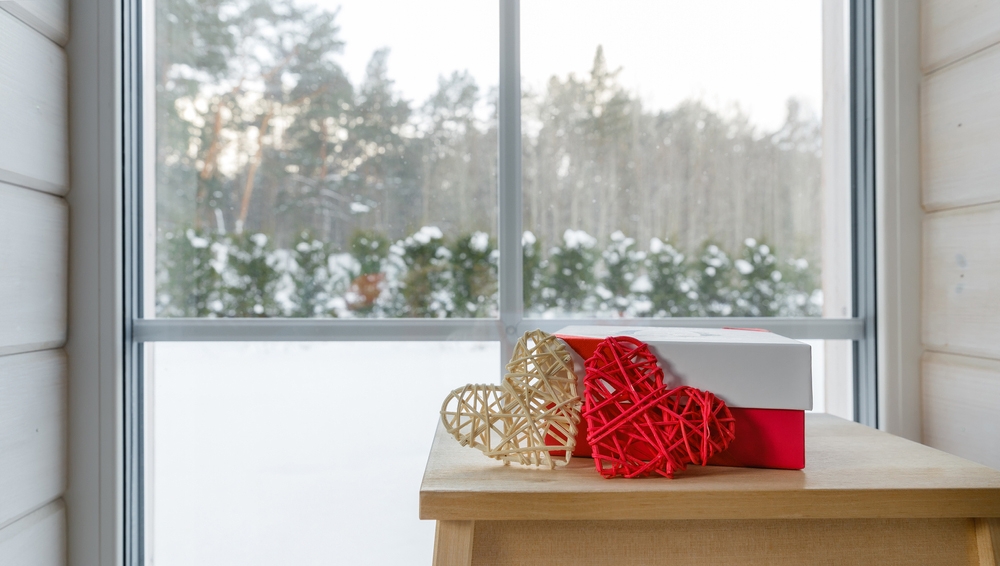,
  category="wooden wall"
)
[921,0,1000,470]
[0,4,69,564]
